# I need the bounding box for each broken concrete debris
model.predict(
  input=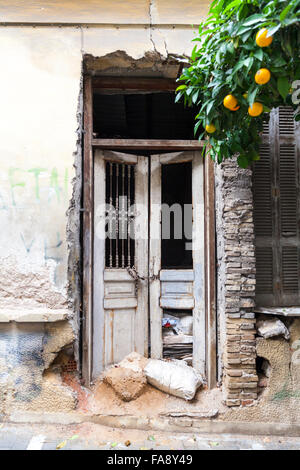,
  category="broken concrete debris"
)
[257,318,290,340]
[103,366,147,402]
[159,409,219,419]
[102,352,203,402]
[144,358,203,400]
[102,352,147,402]
[118,351,148,373]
